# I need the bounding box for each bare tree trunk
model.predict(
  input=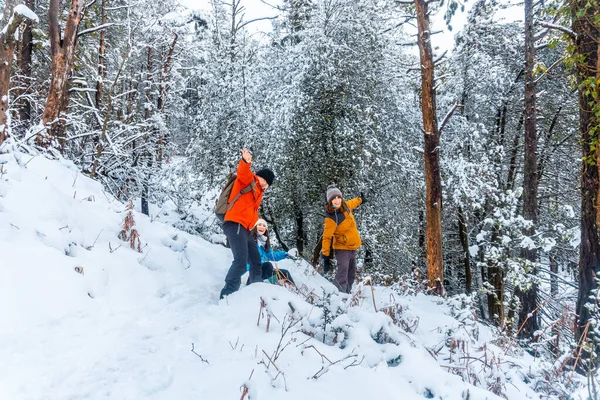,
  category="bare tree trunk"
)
[95,0,107,110]
[549,253,558,297]
[16,0,35,131]
[489,265,505,327]
[506,112,523,190]
[487,227,505,326]
[518,0,539,339]
[414,0,443,294]
[156,32,178,167]
[573,0,600,352]
[293,199,307,254]
[418,208,425,268]
[39,0,84,146]
[0,0,37,145]
[140,46,154,216]
[458,206,472,293]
